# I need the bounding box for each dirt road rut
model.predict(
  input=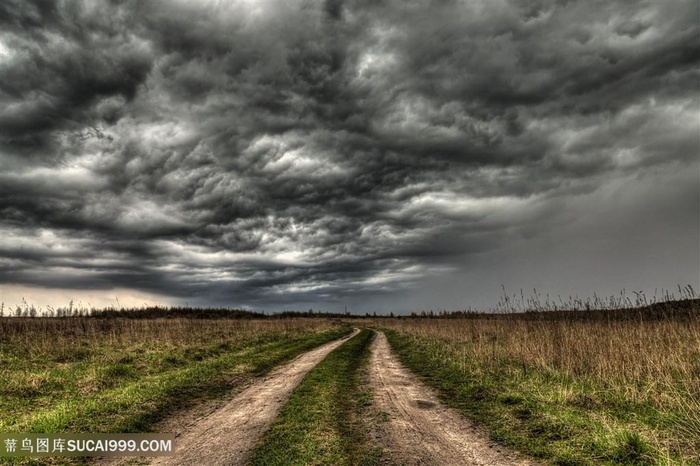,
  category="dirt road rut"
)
[368,331,535,466]
[145,329,359,466]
